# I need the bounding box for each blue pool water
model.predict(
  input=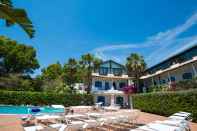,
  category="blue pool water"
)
[0,105,64,114]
